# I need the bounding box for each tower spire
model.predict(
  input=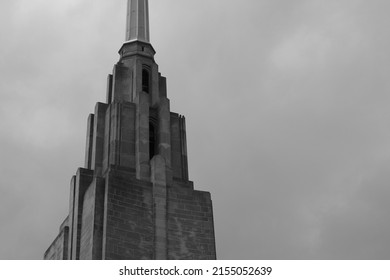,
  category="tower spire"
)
[126,0,150,43]
[44,0,216,261]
